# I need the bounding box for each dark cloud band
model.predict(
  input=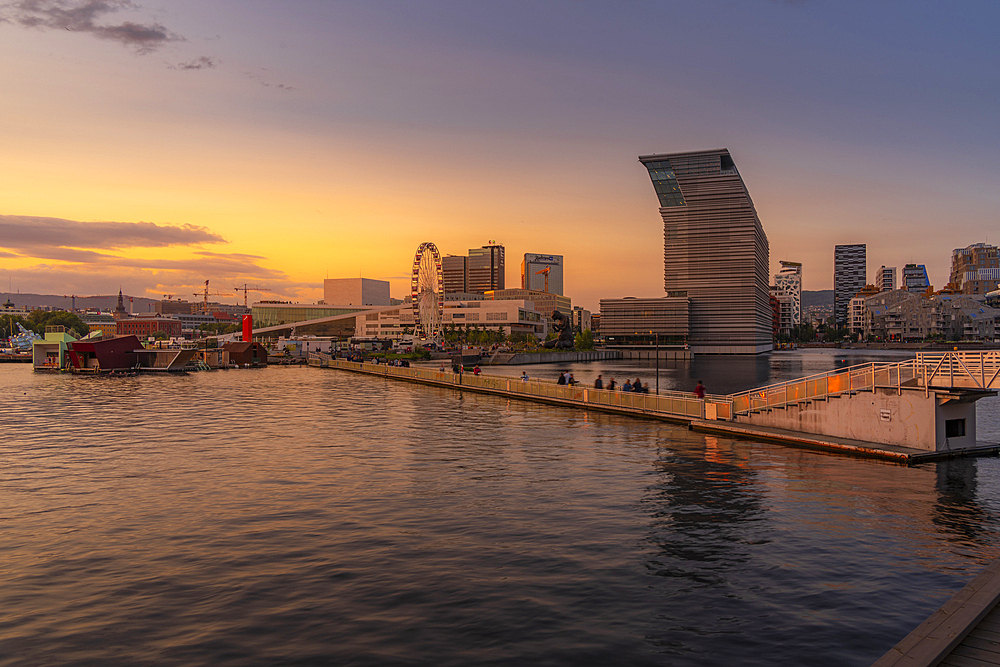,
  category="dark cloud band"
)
[0,214,226,253]
[2,0,181,53]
